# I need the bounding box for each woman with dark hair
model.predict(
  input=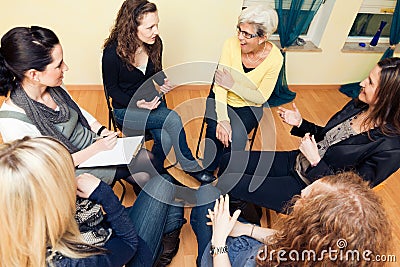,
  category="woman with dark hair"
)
[0,25,186,265]
[216,57,400,213]
[102,0,215,184]
[0,26,153,188]
[200,172,391,266]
